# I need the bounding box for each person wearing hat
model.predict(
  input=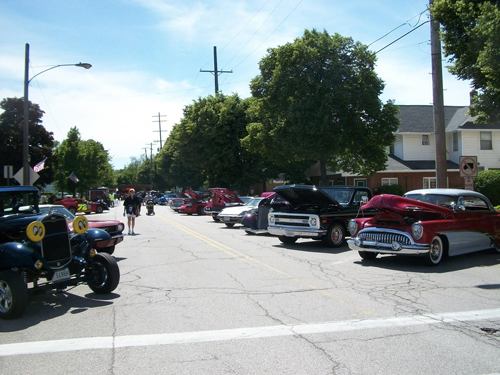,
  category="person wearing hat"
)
[123,188,141,235]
